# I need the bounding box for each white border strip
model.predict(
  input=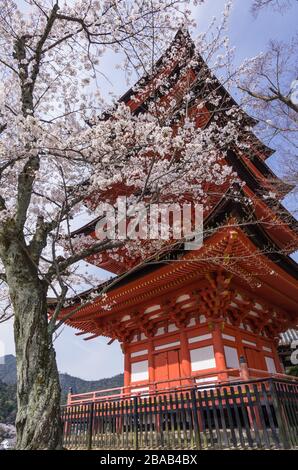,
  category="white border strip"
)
[131,349,148,358]
[188,334,212,344]
[155,341,180,351]
[242,339,257,347]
